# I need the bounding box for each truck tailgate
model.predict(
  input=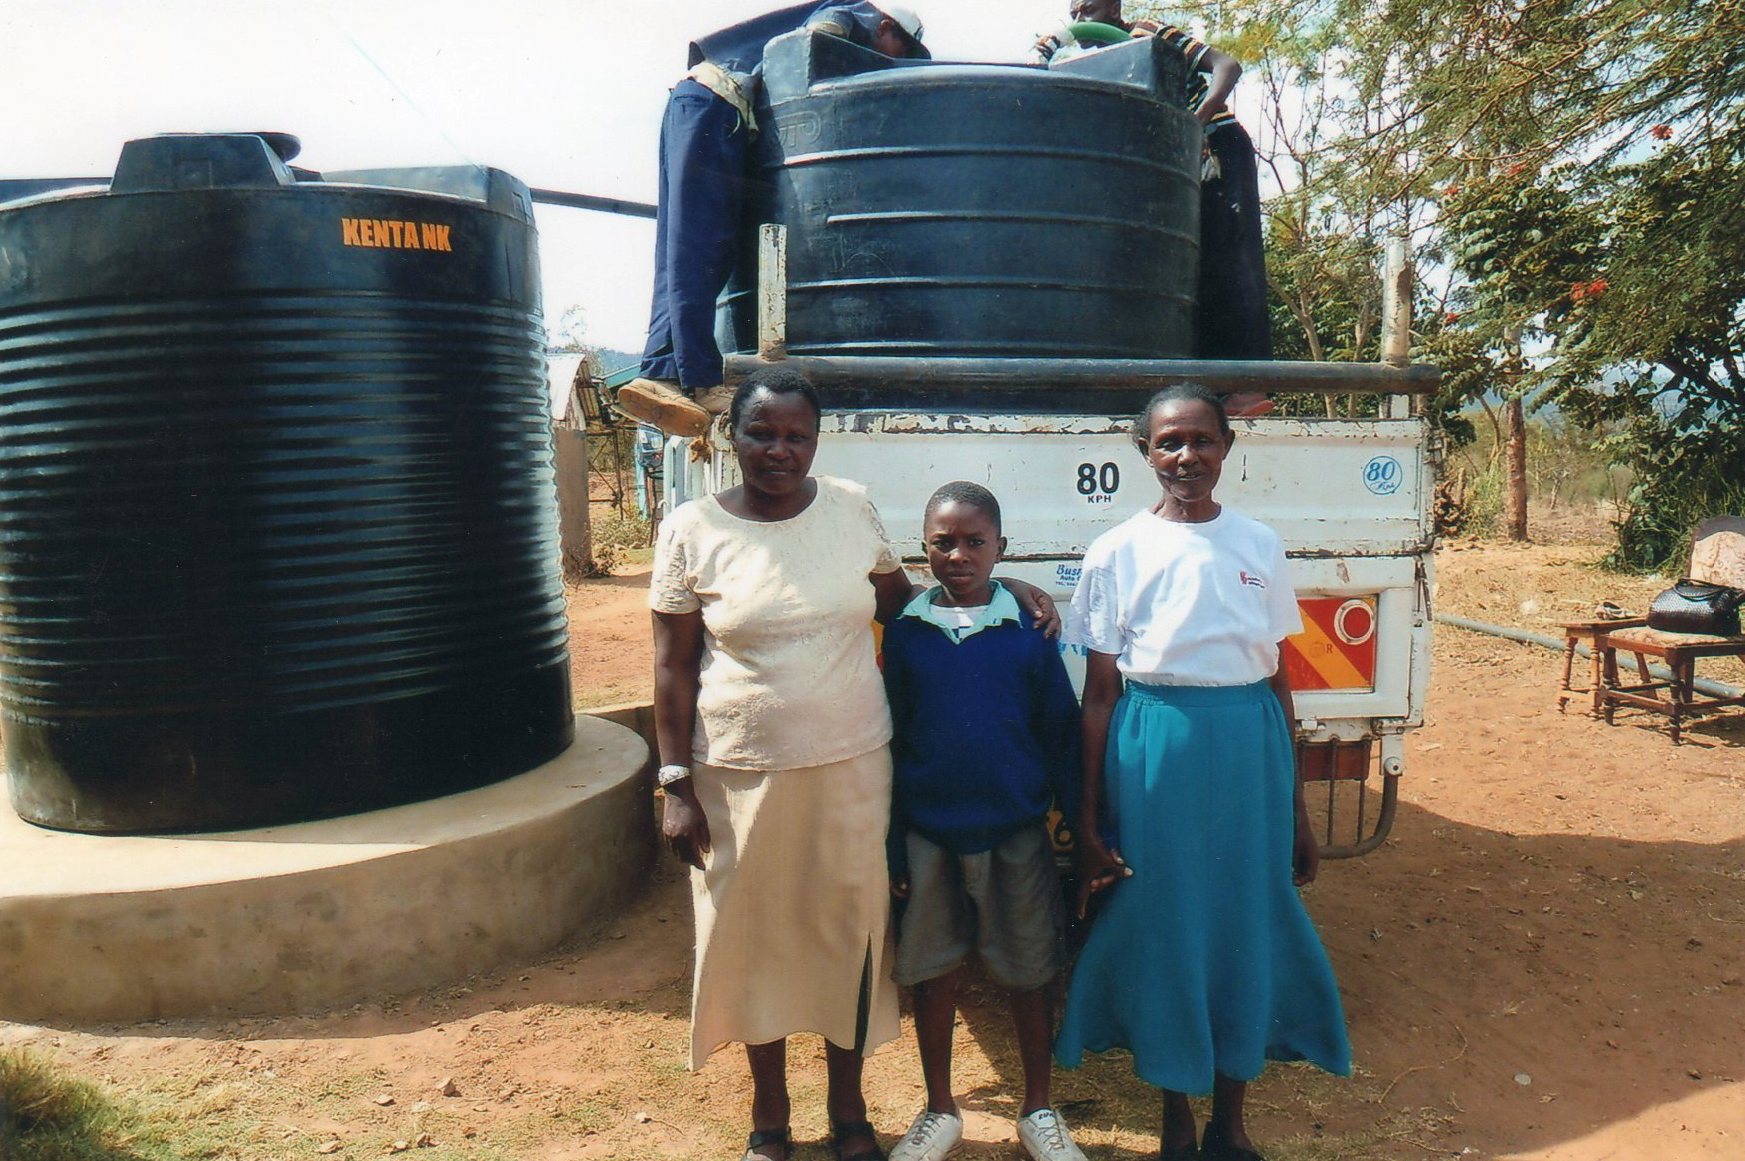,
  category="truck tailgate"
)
[813,413,1431,559]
